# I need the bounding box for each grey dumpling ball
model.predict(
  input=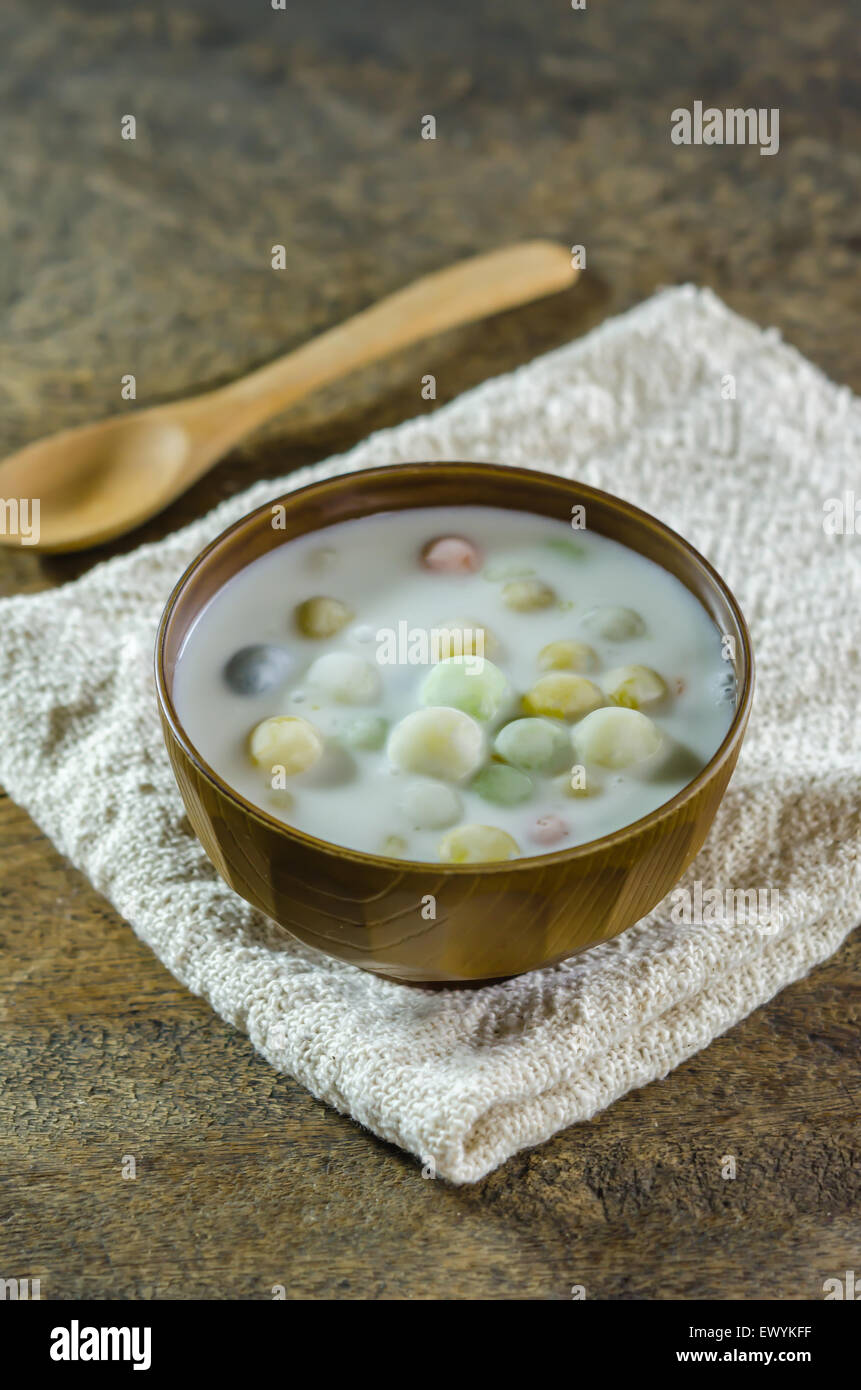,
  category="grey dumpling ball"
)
[223,644,293,696]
